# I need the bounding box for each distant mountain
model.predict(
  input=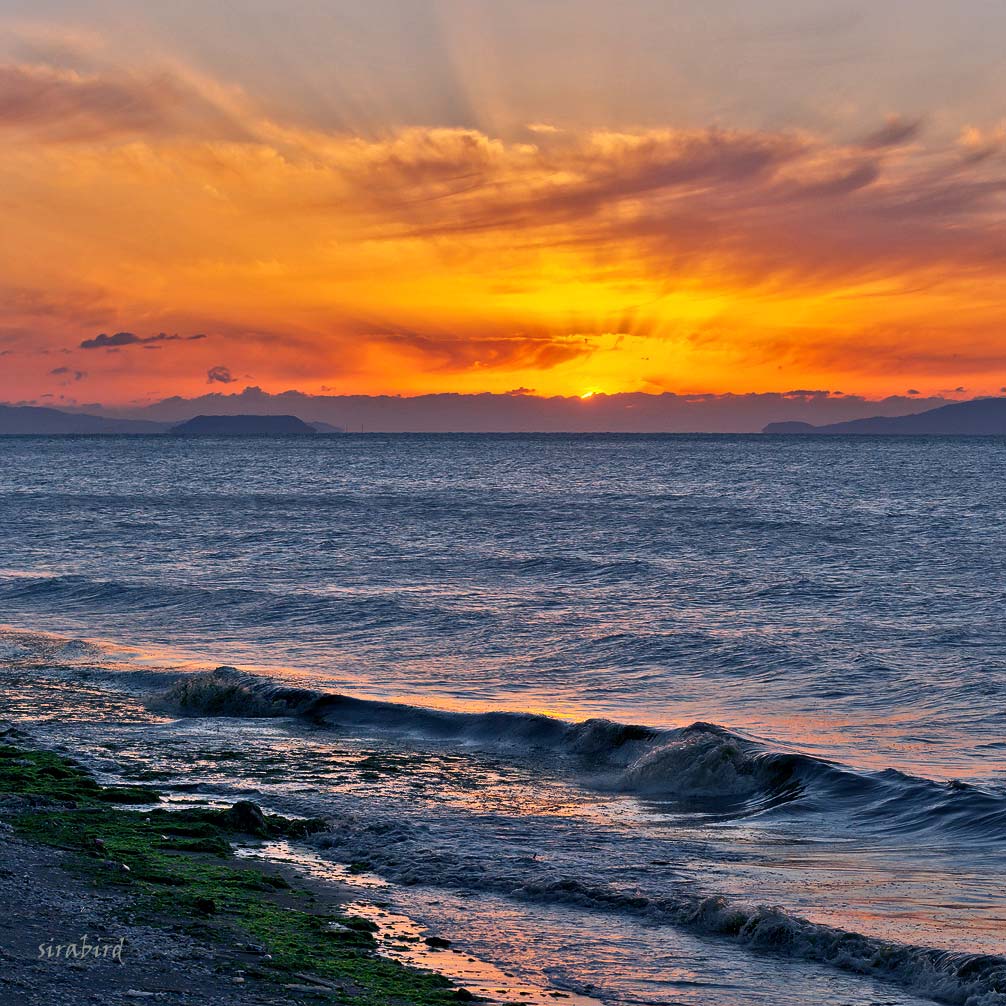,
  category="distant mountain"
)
[764,398,1006,435]
[169,414,318,437]
[0,404,167,435]
[308,421,345,434]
